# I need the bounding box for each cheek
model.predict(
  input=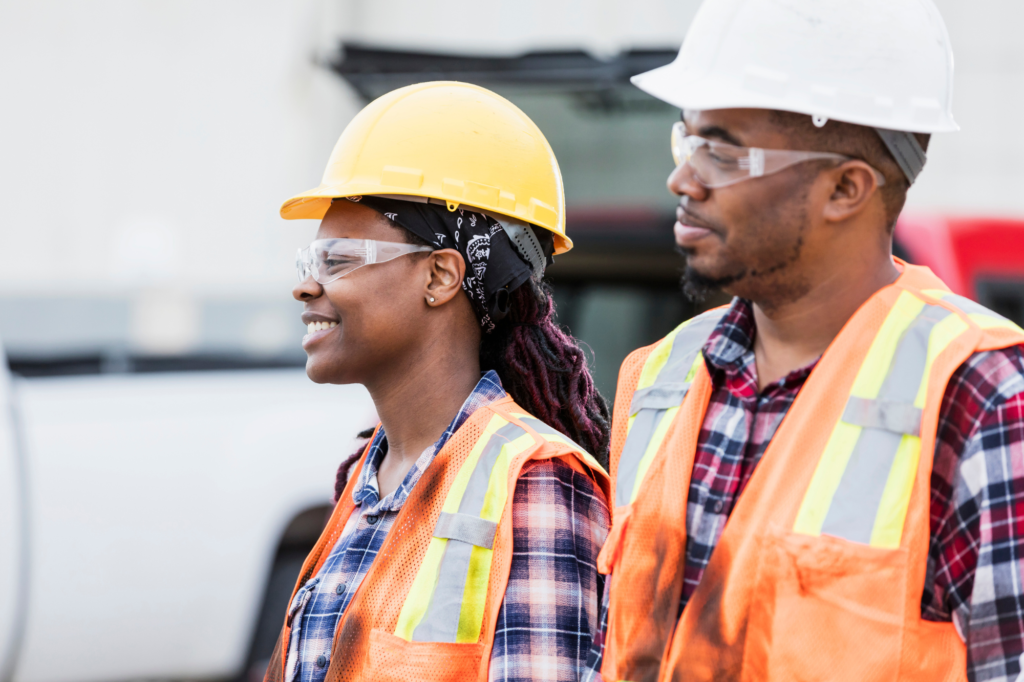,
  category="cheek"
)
[329,272,422,342]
